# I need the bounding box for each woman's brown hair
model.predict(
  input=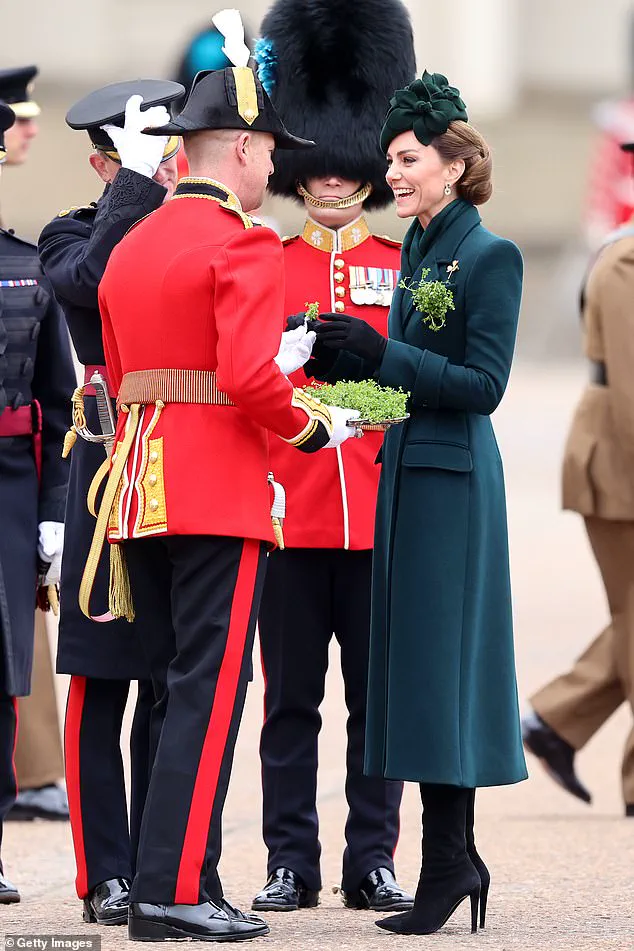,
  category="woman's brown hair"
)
[432,121,493,206]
